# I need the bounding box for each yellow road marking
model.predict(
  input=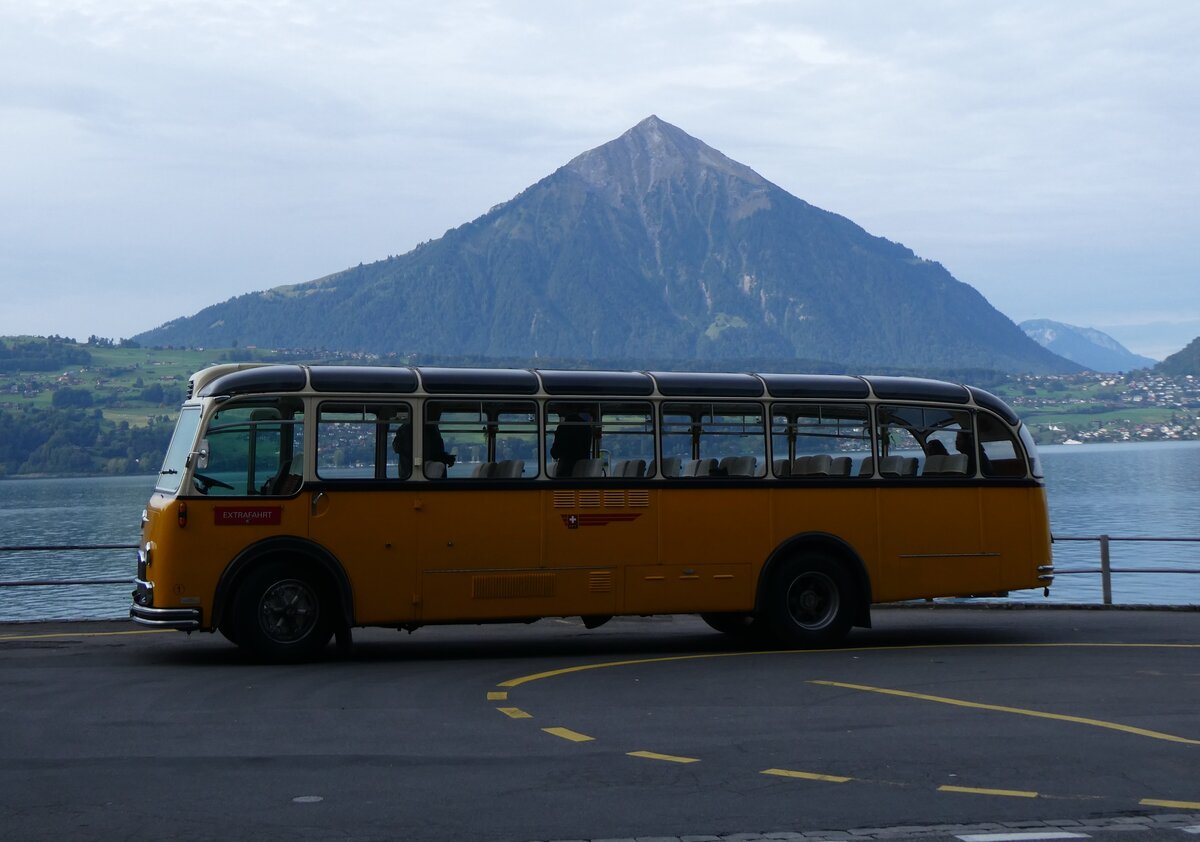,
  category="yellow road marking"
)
[487,691,508,701]
[762,767,852,783]
[811,680,1200,747]
[496,707,532,719]
[542,727,594,742]
[939,784,1039,798]
[627,750,699,764]
[496,642,1200,688]
[1140,798,1200,810]
[0,629,172,642]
